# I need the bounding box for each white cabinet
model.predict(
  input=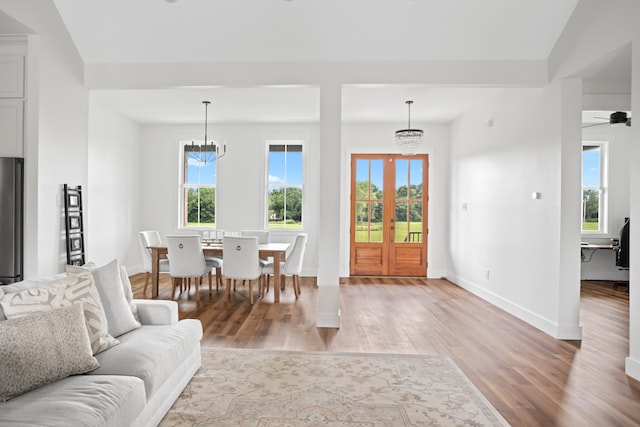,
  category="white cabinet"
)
[0,55,25,98]
[0,53,25,157]
[0,99,24,157]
